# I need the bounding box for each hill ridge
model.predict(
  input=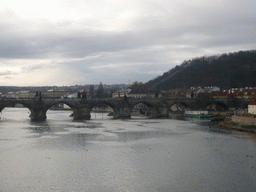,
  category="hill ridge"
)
[146,50,256,90]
